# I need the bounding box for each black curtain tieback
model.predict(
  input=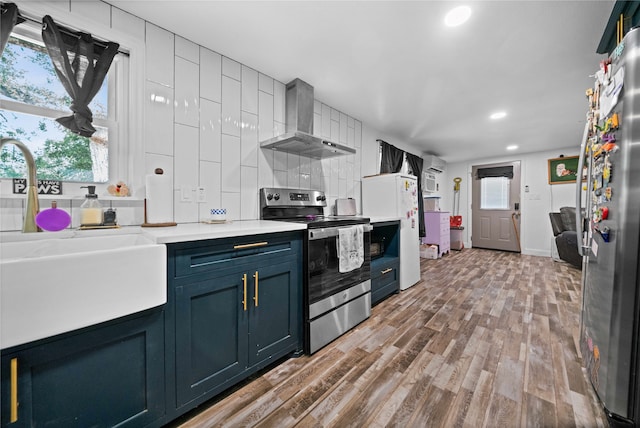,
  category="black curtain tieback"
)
[41,15,119,137]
